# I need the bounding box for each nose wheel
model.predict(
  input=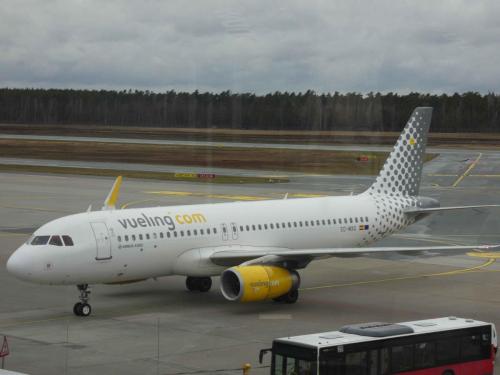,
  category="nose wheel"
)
[73,284,92,317]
